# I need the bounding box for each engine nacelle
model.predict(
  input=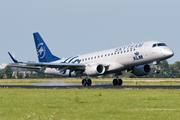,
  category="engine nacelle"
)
[132,64,152,76]
[85,64,106,76]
